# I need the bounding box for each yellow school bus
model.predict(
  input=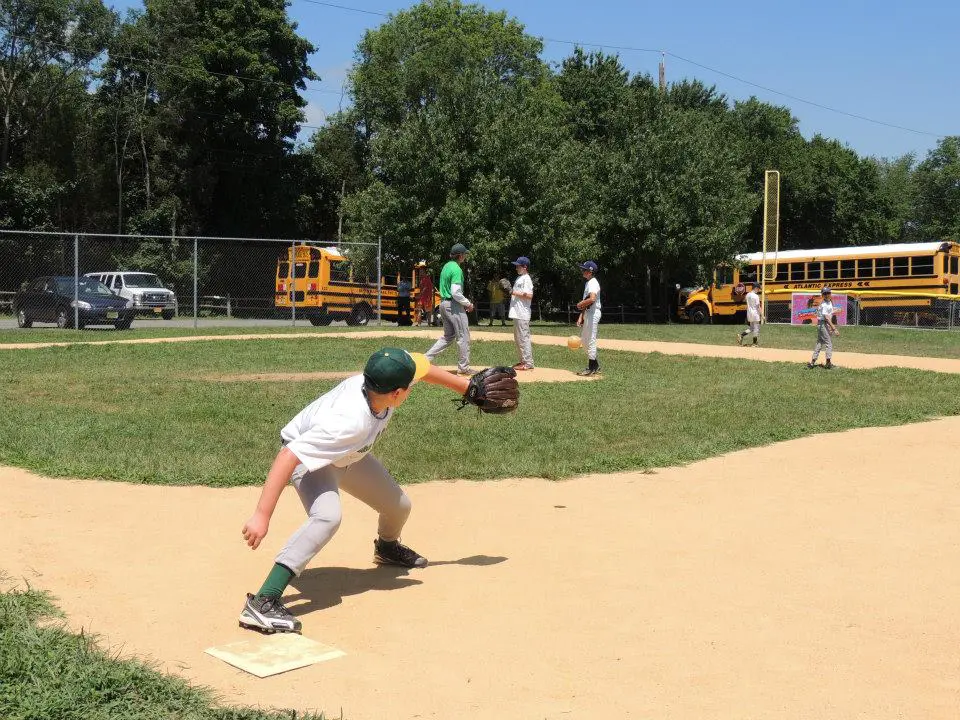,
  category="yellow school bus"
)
[679,241,960,324]
[275,244,440,326]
